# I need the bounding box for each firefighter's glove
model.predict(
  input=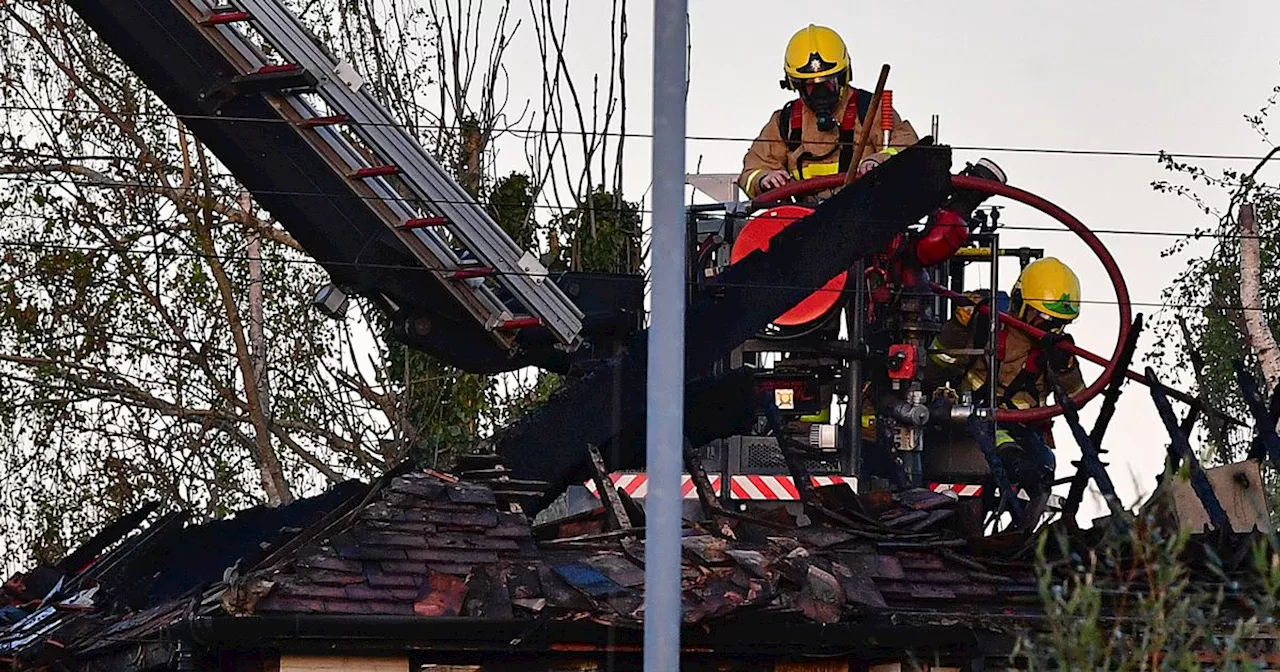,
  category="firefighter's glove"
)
[1039,331,1076,373]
